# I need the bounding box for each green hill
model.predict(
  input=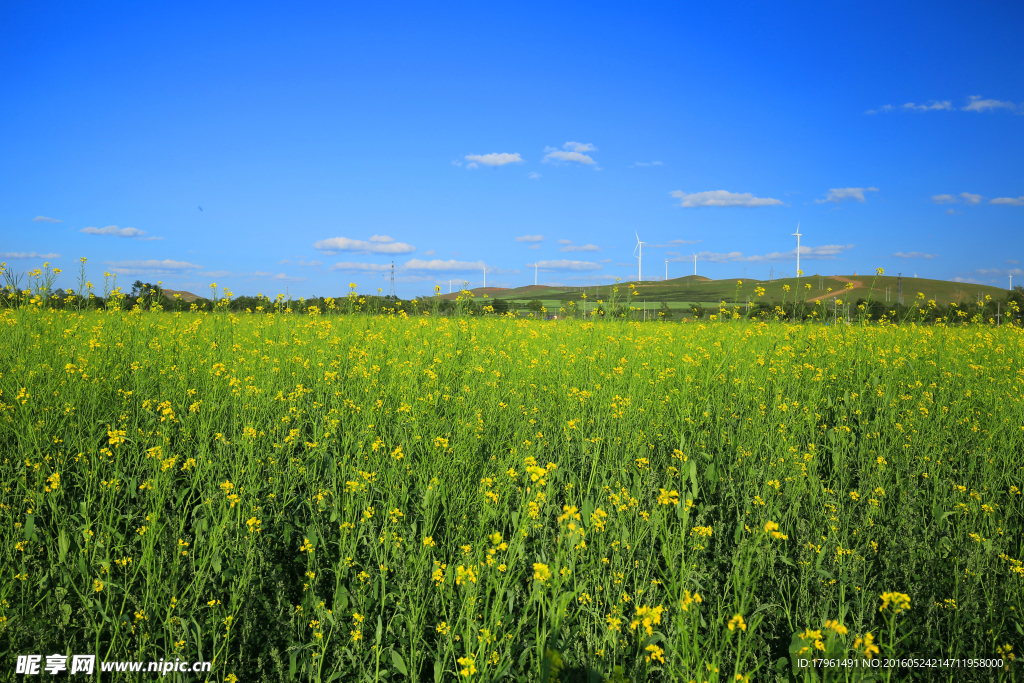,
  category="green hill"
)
[447,274,1007,311]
